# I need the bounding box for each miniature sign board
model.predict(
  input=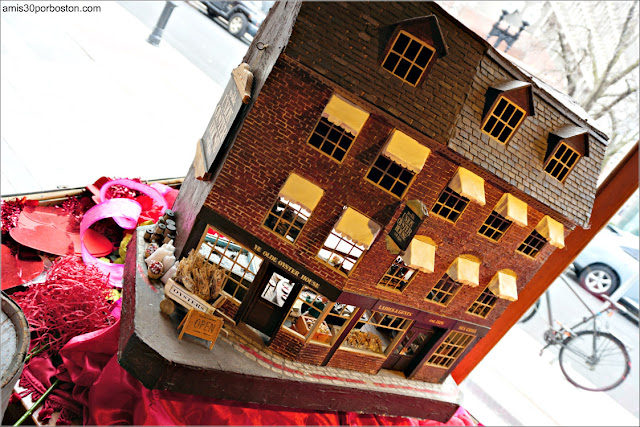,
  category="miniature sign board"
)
[165,279,214,315]
[388,200,428,251]
[194,63,253,181]
[178,309,224,350]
